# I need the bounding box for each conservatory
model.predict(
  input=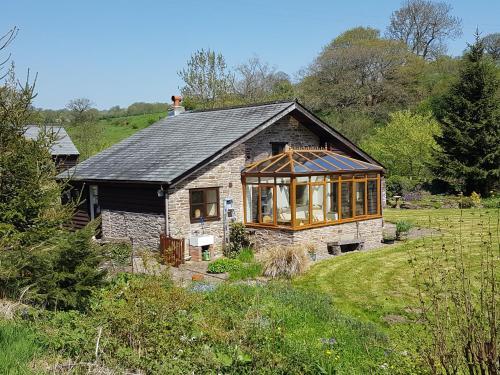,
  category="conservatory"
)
[242,148,384,230]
